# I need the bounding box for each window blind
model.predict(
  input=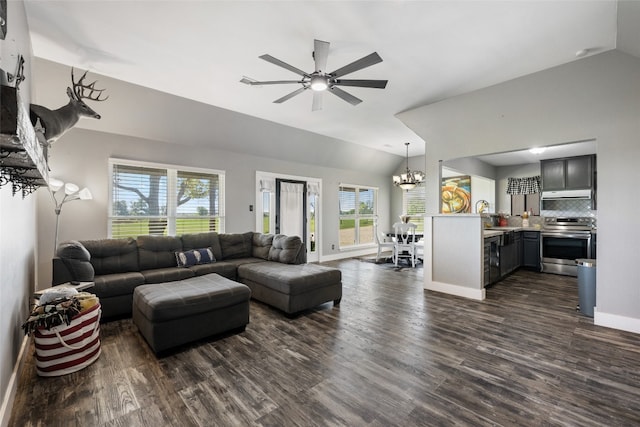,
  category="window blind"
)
[402,184,426,232]
[110,160,224,238]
